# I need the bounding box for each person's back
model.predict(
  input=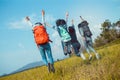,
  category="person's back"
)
[56,19,72,56]
[56,19,71,42]
[78,21,92,38]
[68,26,78,43]
[25,10,55,73]
[45,18,72,56]
[33,23,49,45]
[78,16,100,60]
